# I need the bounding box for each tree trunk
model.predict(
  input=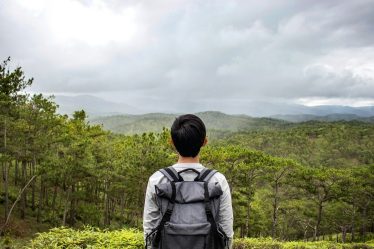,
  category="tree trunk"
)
[62,187,71,226]
[361,205,367,240]
[68,184,76,225]
[351,206,355,242]
[110,198,115,214]
[44,184,49,207]
[1,175,37,235]
[31,158,36,211]
[104,180,110,226]
[52,183,58,213]
[303,225,308,241]
[3,162,9,220]
[314,202,323,241]
[120,192,126,217]
[342,226,347,243]
[245,200,251,237]
[14,160,19,186]
[272,181,279,239]
[37,175,44,223]
[20,160,27,219]
[3,119,9,219]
